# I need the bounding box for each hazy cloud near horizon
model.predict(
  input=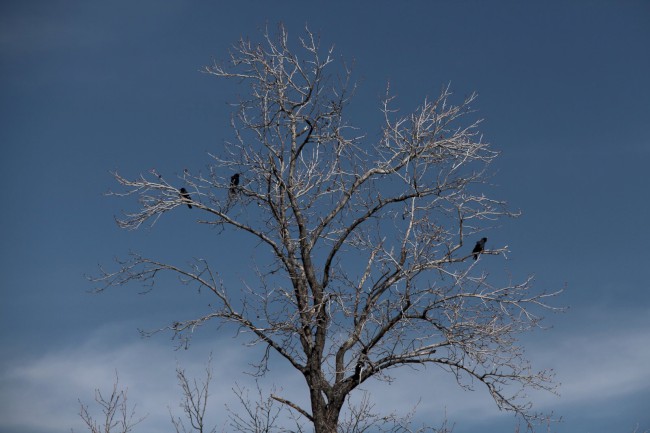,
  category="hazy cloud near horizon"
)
[2,313,649,432]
